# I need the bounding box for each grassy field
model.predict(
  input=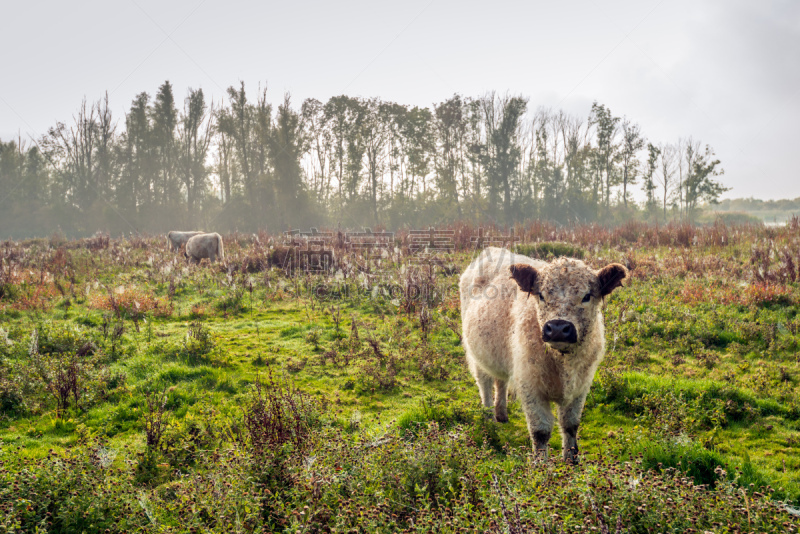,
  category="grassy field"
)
[1,221,800,532]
